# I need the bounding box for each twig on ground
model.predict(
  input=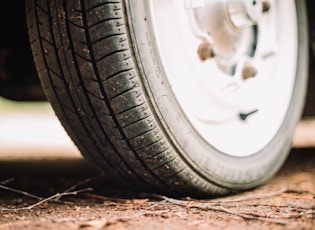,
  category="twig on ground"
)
[84,192,149,205]
[0,178,15,185]
[1,188,92,212]
[150,188,315,224]
[286,189,315,196]
[159,196,290,225]
[240,210,311,220]
[54,175,102,201]
[205,187,315,205]
[220,202,315,210]
[208,187,289,203]
[0,184,43,200]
